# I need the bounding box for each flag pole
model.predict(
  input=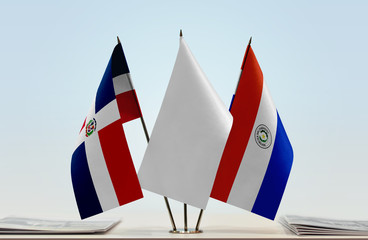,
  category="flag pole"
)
[116,36,177,232]
[180,29,190,233]
[193,36,253,233]
[184,203,188,232]
[178,30,203,234]
[195,209,203,231]
[229,37,252,112]
[234,37,252,94]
